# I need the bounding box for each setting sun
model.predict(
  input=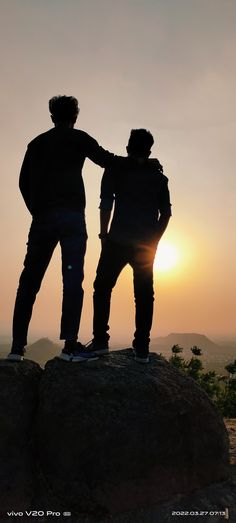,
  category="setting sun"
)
[154,241,179,272]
